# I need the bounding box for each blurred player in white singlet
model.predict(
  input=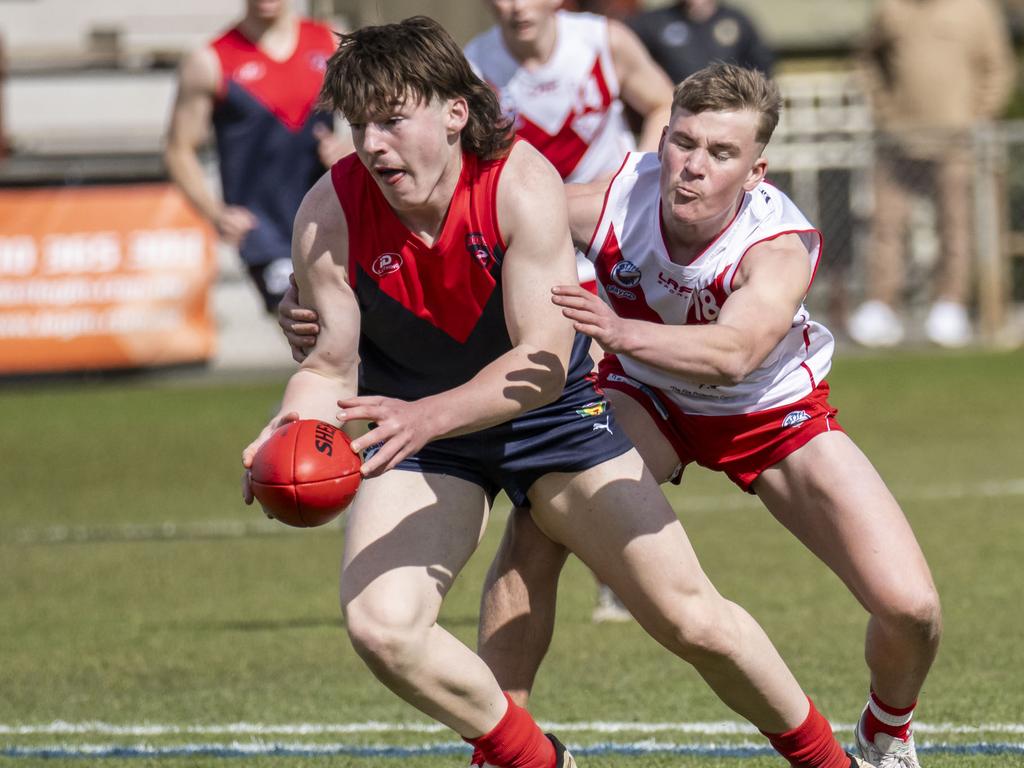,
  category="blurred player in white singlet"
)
[465,0,672,294]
